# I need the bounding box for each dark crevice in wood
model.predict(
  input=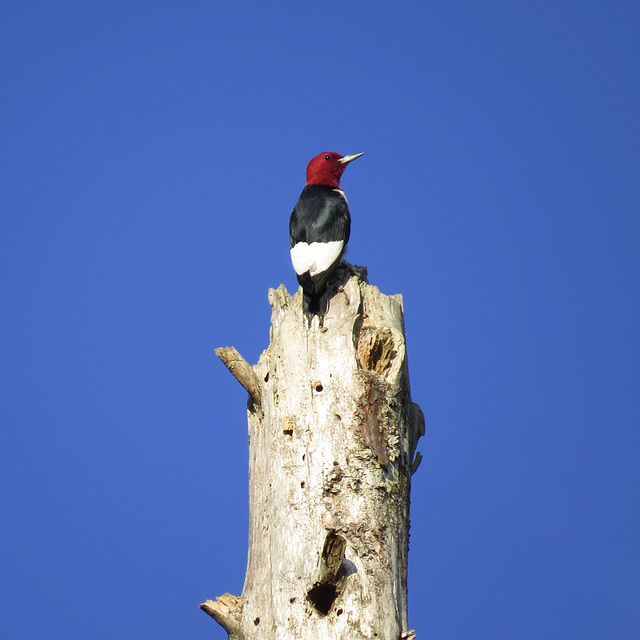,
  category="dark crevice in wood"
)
[307,582,338,616]
[307,530,347,616]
